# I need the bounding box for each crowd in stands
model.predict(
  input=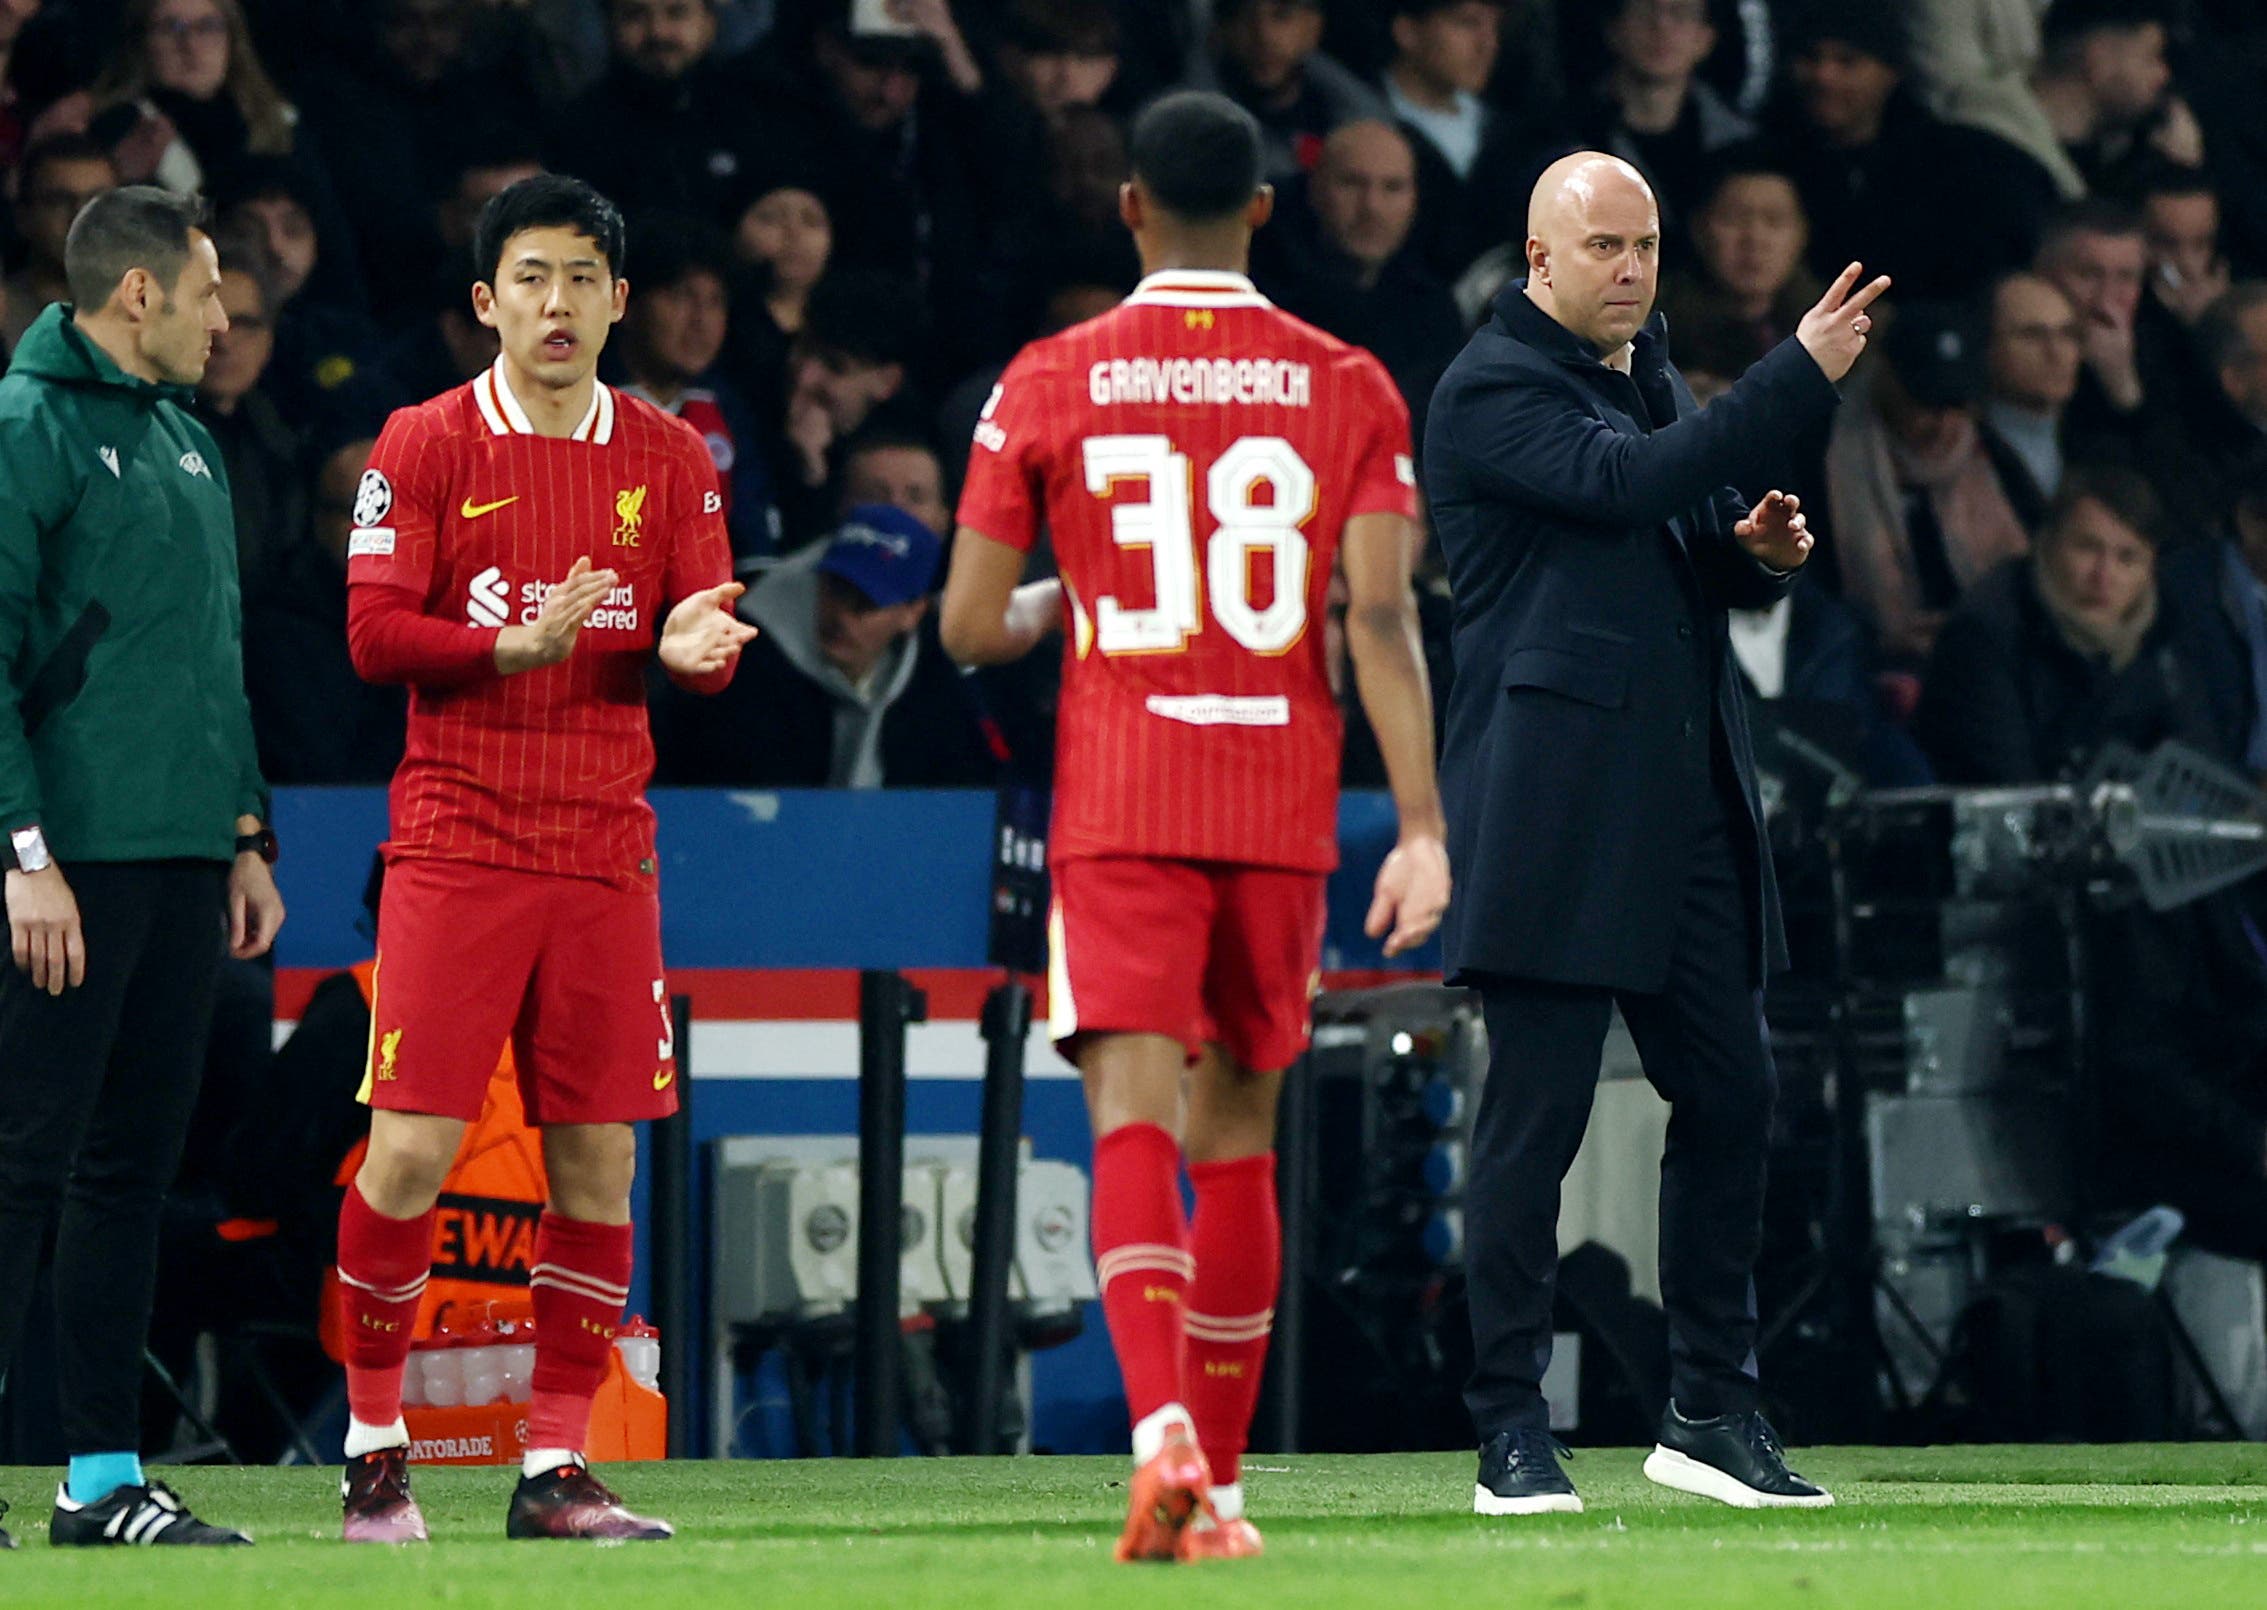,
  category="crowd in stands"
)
[5,0,2267,802]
